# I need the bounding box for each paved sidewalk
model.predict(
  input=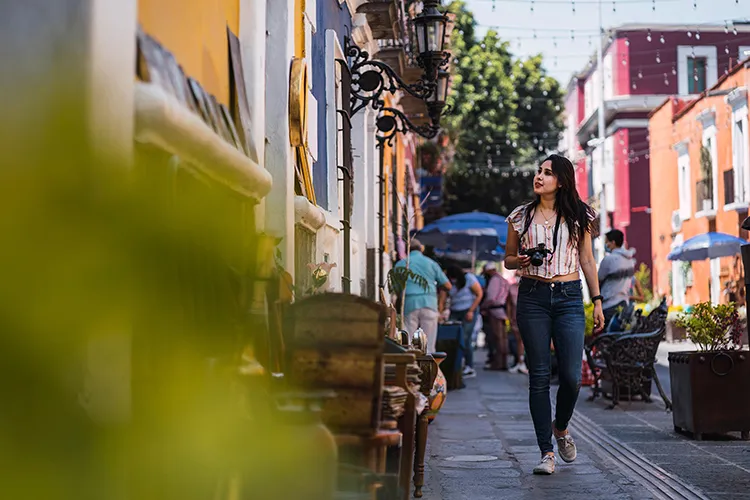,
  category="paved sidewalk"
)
[421,369,657,499]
